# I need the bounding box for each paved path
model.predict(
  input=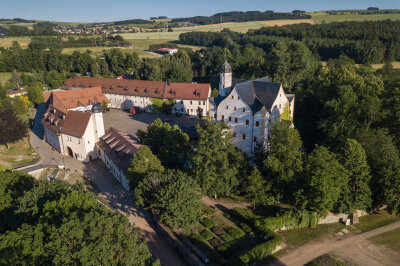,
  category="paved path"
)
[27,130,186,266]
[271,220,400,266]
